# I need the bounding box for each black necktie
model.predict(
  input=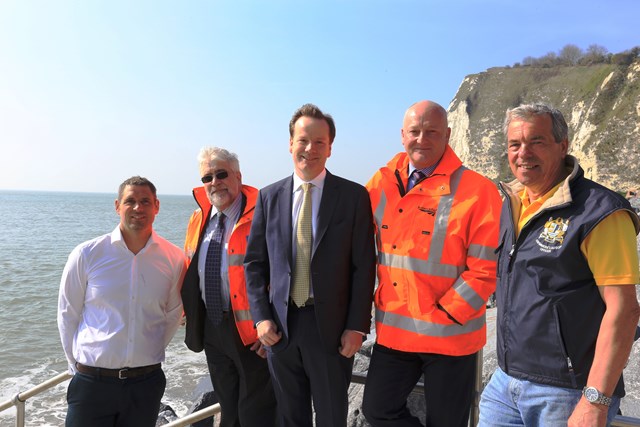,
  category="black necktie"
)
[205,213,225,325]
[407,170,425,191]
